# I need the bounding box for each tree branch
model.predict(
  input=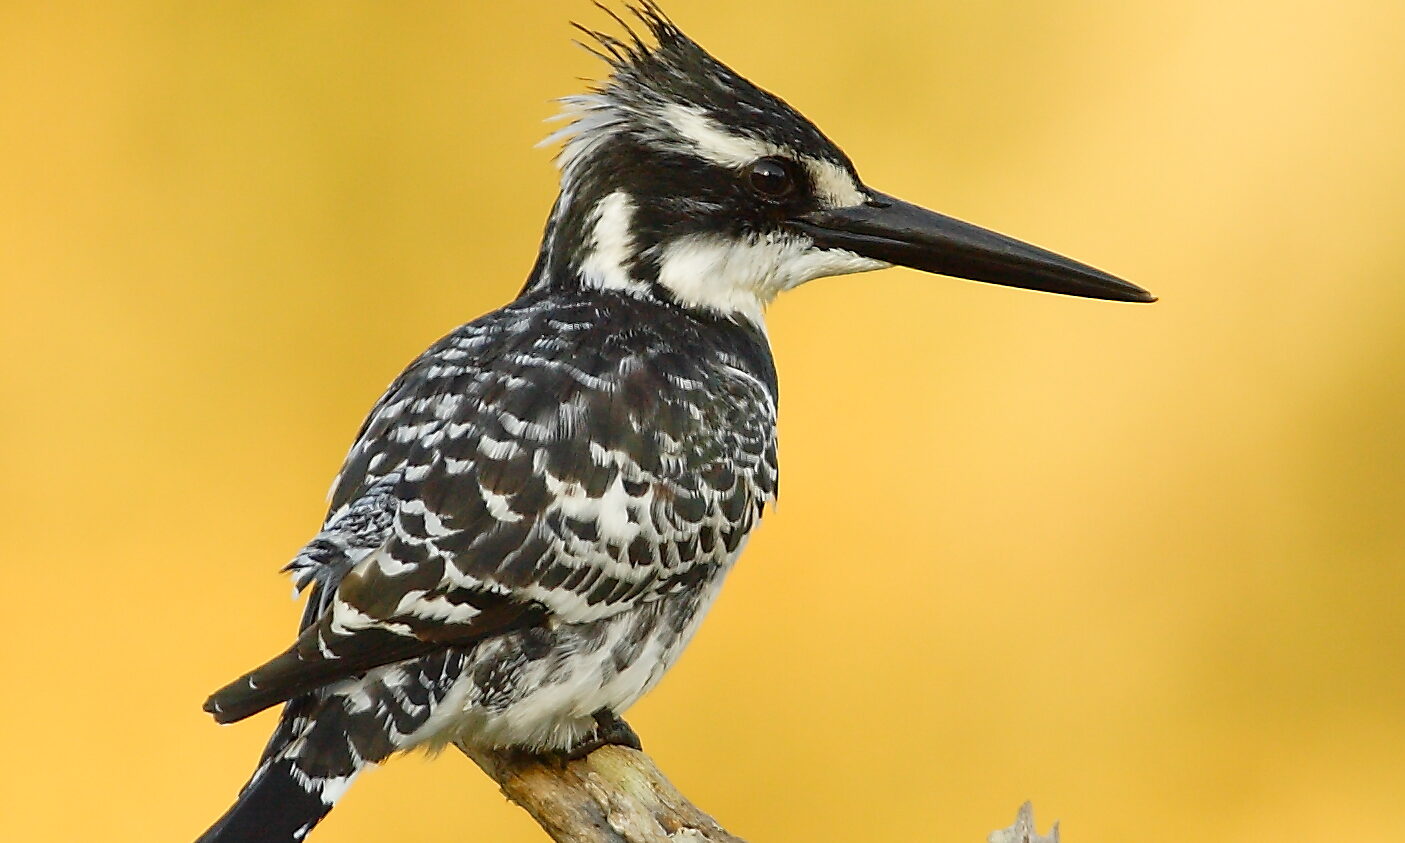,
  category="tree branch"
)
[458,743,745,842]
[461,740,1057,843]
[988,802,1059,843]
